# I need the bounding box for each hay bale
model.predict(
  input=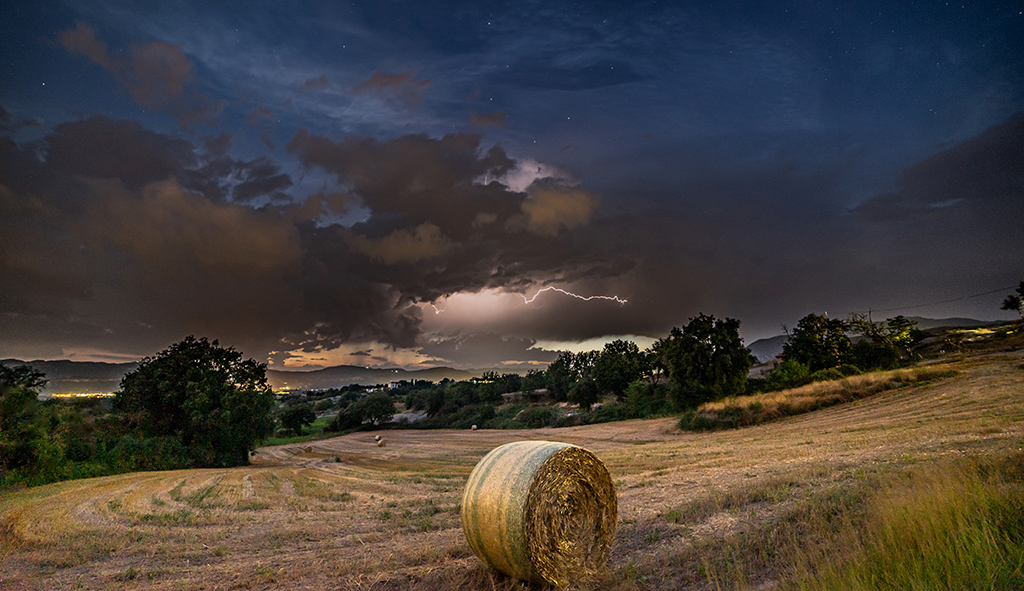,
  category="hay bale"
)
[461,440,617,587]
[376,439,386,448]
[304,446,313,454]
[471,424,478,431]
[374,434,382,441]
